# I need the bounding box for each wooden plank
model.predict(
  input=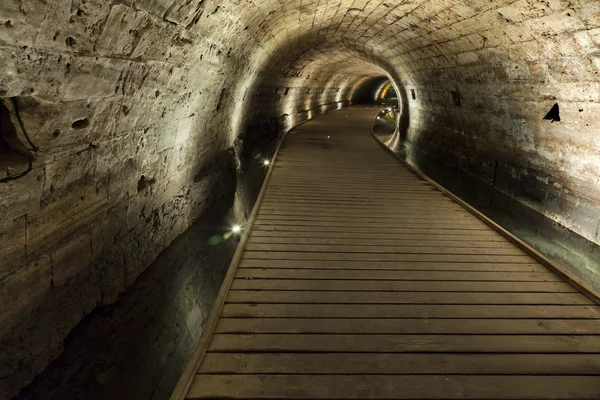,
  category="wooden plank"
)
[258,206,466,213]
[208,333,600,353]
[257,209,471,218]
[264,192,448,199]
[255,213,477,222]
[261,199,456,207]
[215,318,600,334]
[253,217,487,227]
[229,279,576,292]
[252,225,505,234]
[200,353,600,375]
[266,175,428,180]
[263,188,445,194]
[266,184,437,191]
[267,180,431,185]
[235,268,559,281]
[266,181,436,187]
[267,172,428,177]
[249,230,506,241]
[238,259,547,272]
[261,202,463,216]
[189,374,600,399]
[252,220,488,229]
[221,303,600,319]
[225,290,593,305]
[262,194,454,200]
[242,251,536,263]
[244,243,525,256]
[247,237,518,248]
[266,189,439,196]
